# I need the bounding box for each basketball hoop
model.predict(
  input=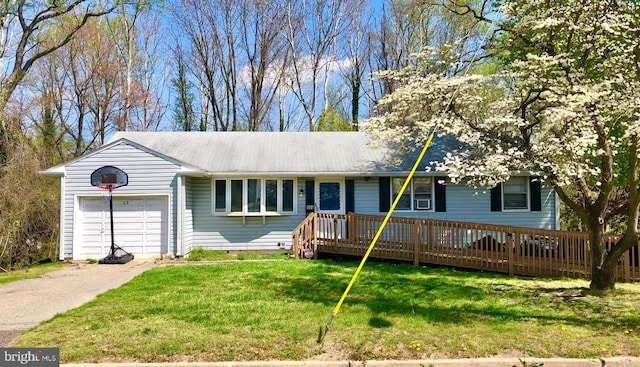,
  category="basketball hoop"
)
[97,183,116,200]
[89,166,133,264]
